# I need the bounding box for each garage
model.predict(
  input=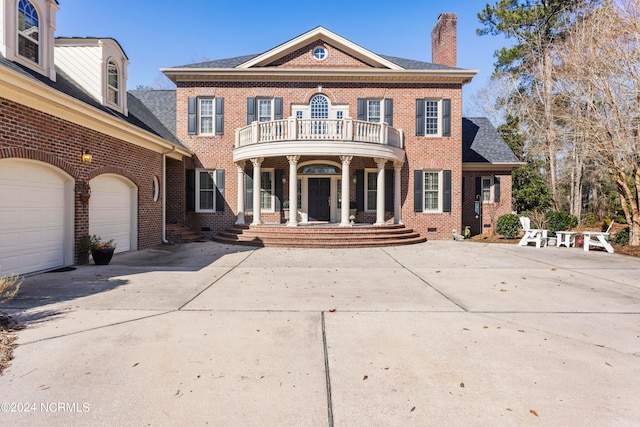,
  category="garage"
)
[0,159,74,275]
[89,174,137,253]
